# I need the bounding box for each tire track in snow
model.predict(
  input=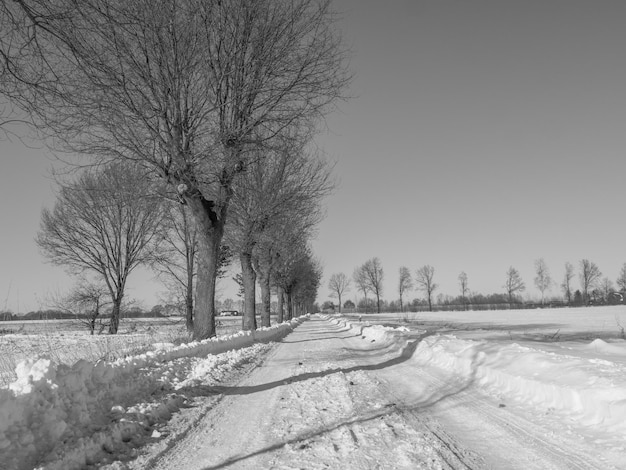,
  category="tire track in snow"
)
[372,352,619,470]
[264,321,481,469]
